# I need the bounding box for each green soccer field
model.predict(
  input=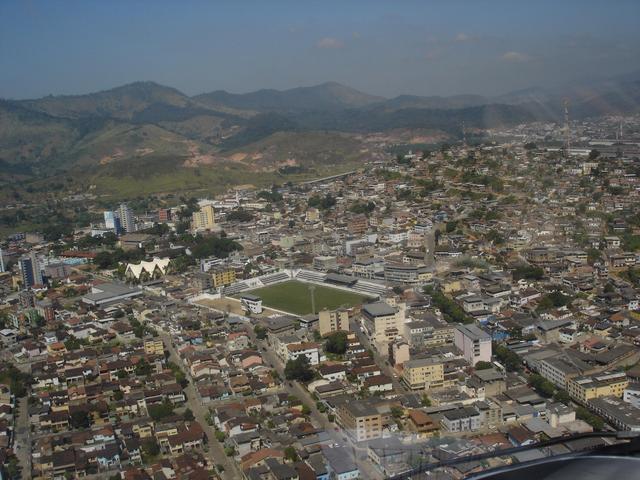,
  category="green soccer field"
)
[239,280,371,315]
